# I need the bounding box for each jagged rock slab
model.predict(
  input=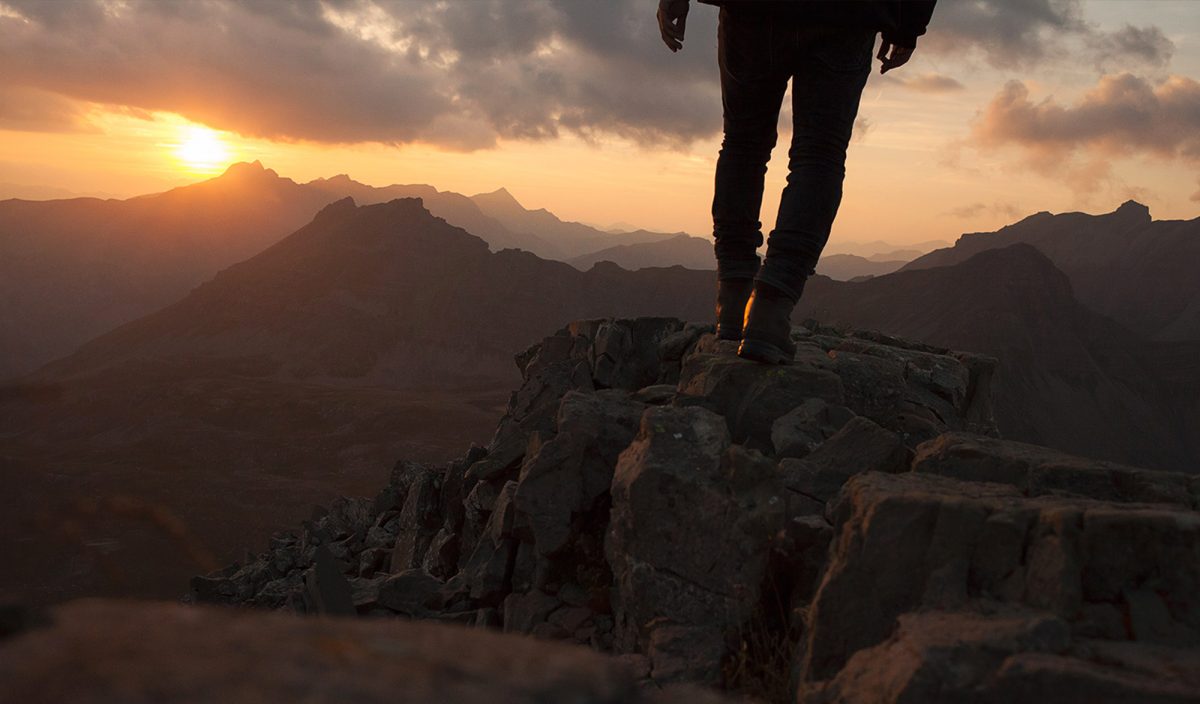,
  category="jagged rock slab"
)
[802,609,1200,704]
[801,471,1200,682]
[914,432,1200,508]
[0,599,732,704]
[607,405,785,684]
